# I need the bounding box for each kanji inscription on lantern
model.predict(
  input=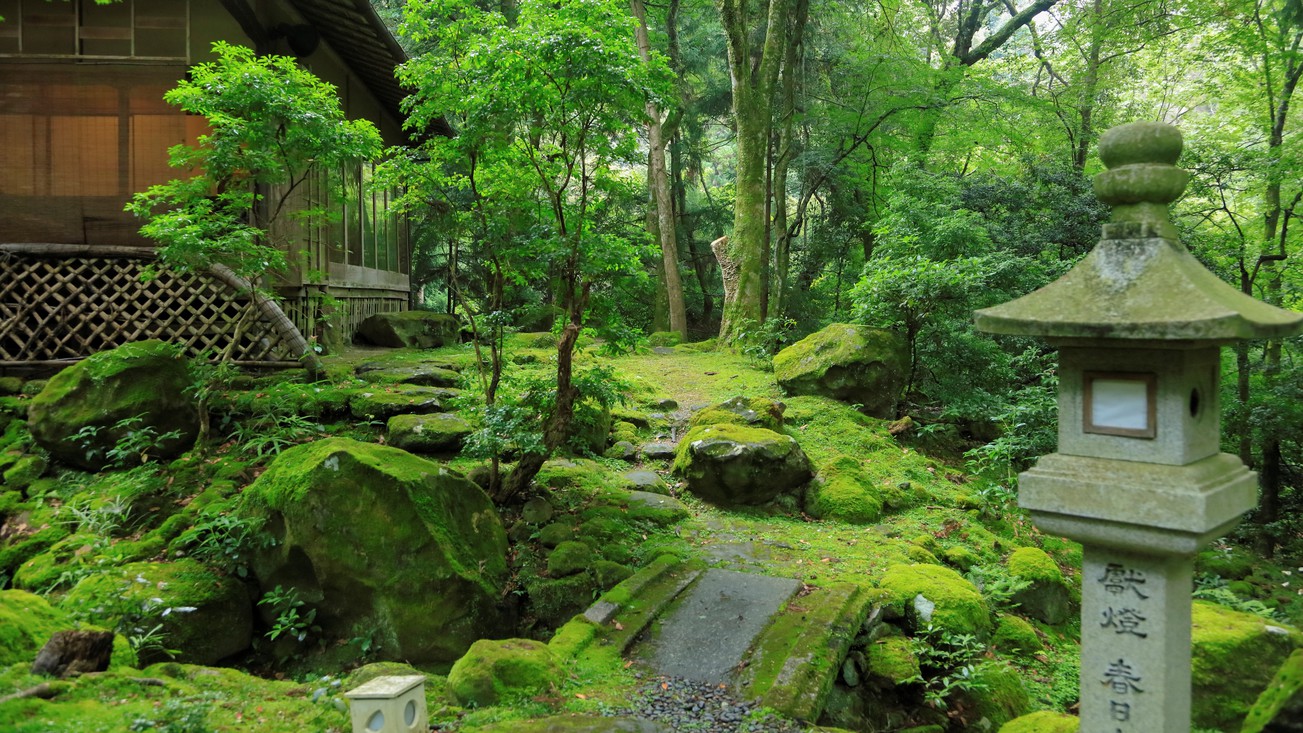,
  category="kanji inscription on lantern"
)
[1099,563,1149,599]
